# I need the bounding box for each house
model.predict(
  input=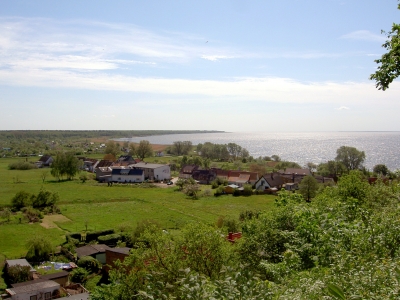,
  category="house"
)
[179,165,199,179]
[82,158,99,172]
[117,155,135,164]
[111,168,144,183]
[35,155,53,168]
[191,169,217,184]
[227,171,259,187]
[6,279,60,300]
[38,271,69,287]
[133,162,171,181]
[277,168,311,176]
[104,247,131,272]
[212,169,259,187]
[284,182,298,191]
[75,244,111,264]
[5,259,36,280]
[255,173,284,191]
